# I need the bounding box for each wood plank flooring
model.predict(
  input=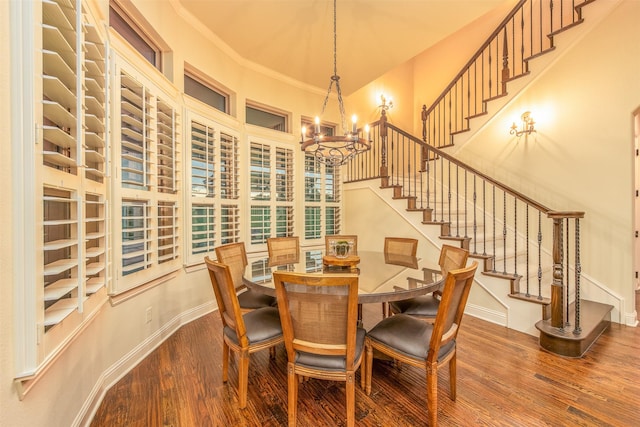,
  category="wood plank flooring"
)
[90,302,640,426]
